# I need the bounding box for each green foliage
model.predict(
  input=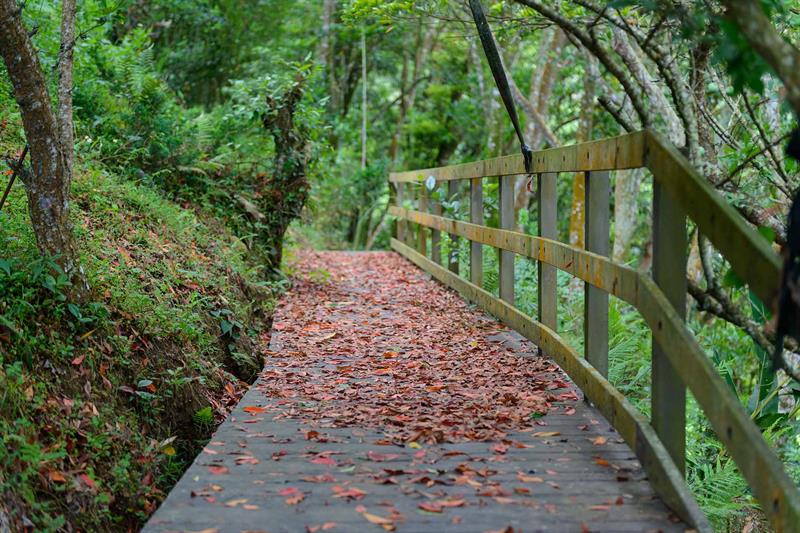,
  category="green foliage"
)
[0,161,273,529]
